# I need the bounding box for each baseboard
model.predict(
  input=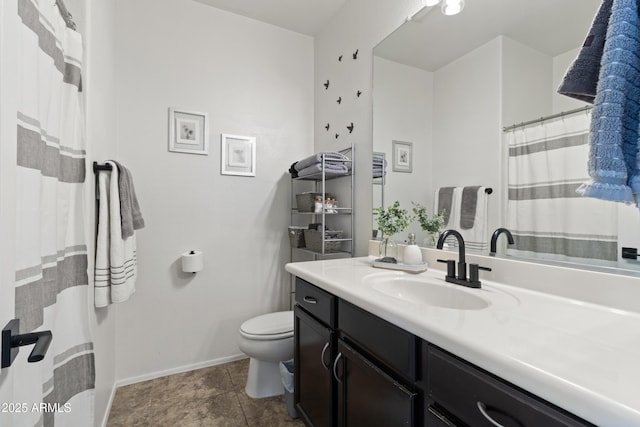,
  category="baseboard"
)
[114,353,248,388]
[99,383,118,427]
